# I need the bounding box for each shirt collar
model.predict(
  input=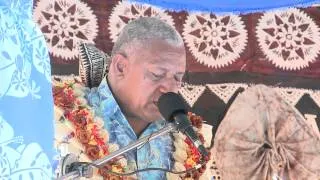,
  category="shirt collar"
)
[96,78,168,138]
